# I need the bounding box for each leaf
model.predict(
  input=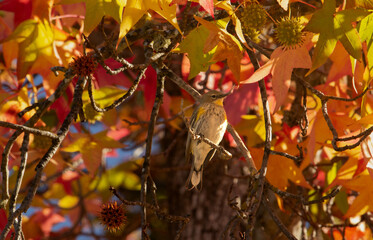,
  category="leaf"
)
[59,0,126,34]
[332,227,366,240]
[225,81,258,126]
[82,86,128,107]
[277,0,289,10]
[342,173,373,218]
[235,115,266,147]
[173,24,215,79]
[93,160,142,197]
[326,41,352,83]
[93,58,133,88]
[200,0,214,18]
[358,13,373,76]
[305,0,370,75]
[119,0,181,42]
[3,18,61,80]
[250,148,312,190]
[0,0,32,27]
[194,16,243,82]
[58,195,80,209]
[0,209,13,238]
[353,0,373,9]
[213,0,250,50]
[29,208,65,237]
[360,132,373,180]
[242,46,312,112]
[63,131,125,174]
